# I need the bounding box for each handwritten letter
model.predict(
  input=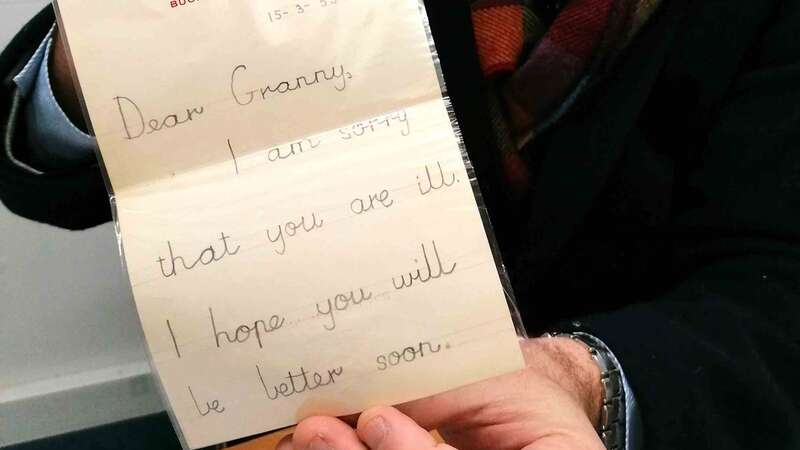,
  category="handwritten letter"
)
[55,0,524,447]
